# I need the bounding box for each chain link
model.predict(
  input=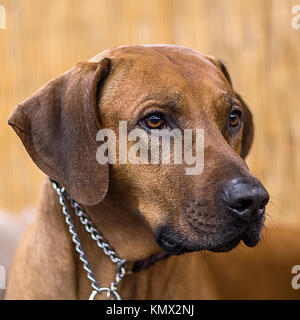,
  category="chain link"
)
[50,178,126,300]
